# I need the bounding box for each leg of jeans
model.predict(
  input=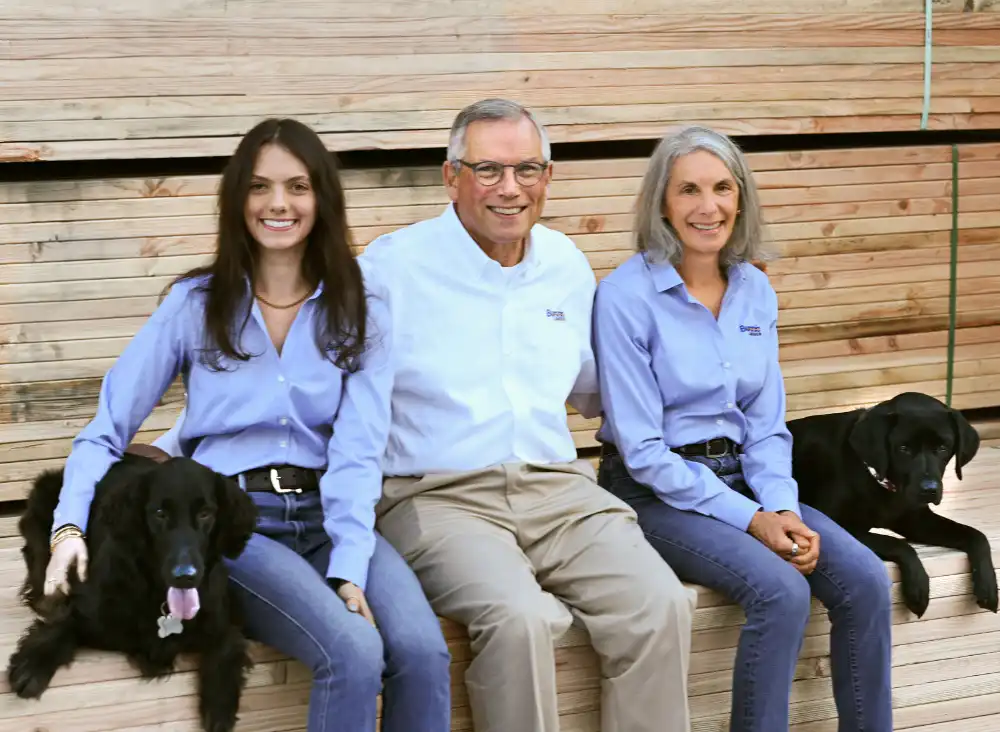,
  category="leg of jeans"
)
[601,460,811,732]
[799,505,894,732]
[305,532,452,732]
[226,532,384,732]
